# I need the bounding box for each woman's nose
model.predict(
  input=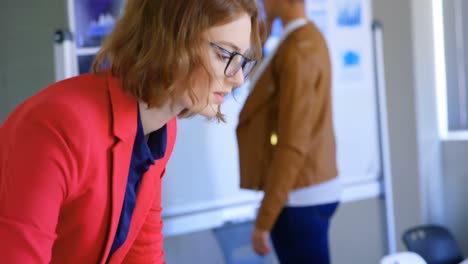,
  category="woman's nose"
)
[229,69,245,87]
